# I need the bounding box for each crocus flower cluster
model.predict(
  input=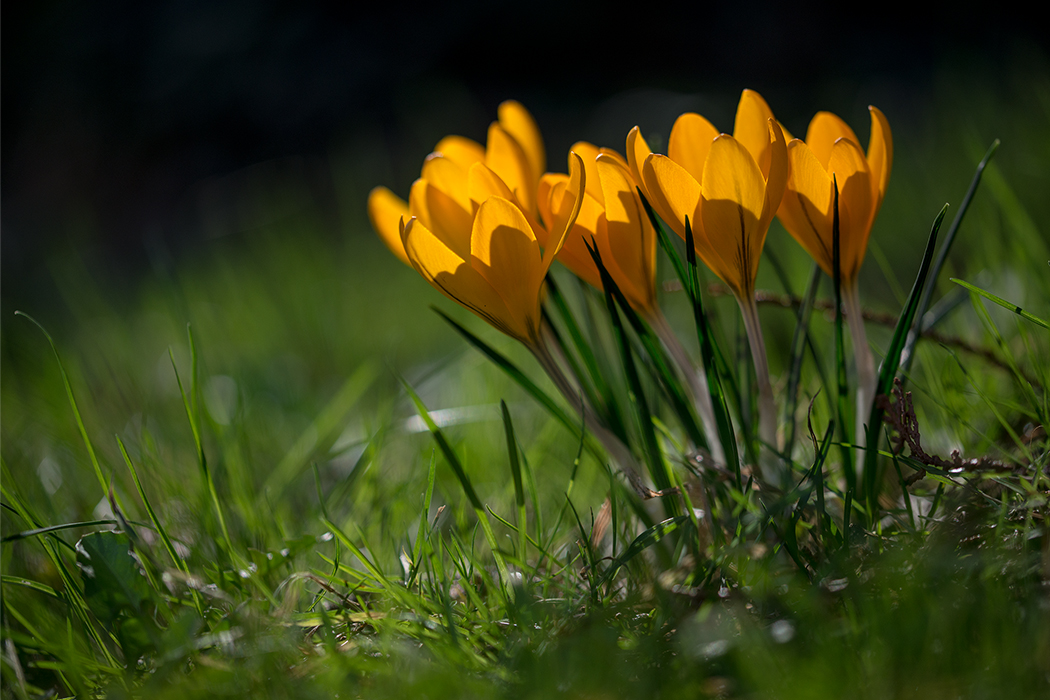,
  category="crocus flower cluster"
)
[369,91,892,484]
